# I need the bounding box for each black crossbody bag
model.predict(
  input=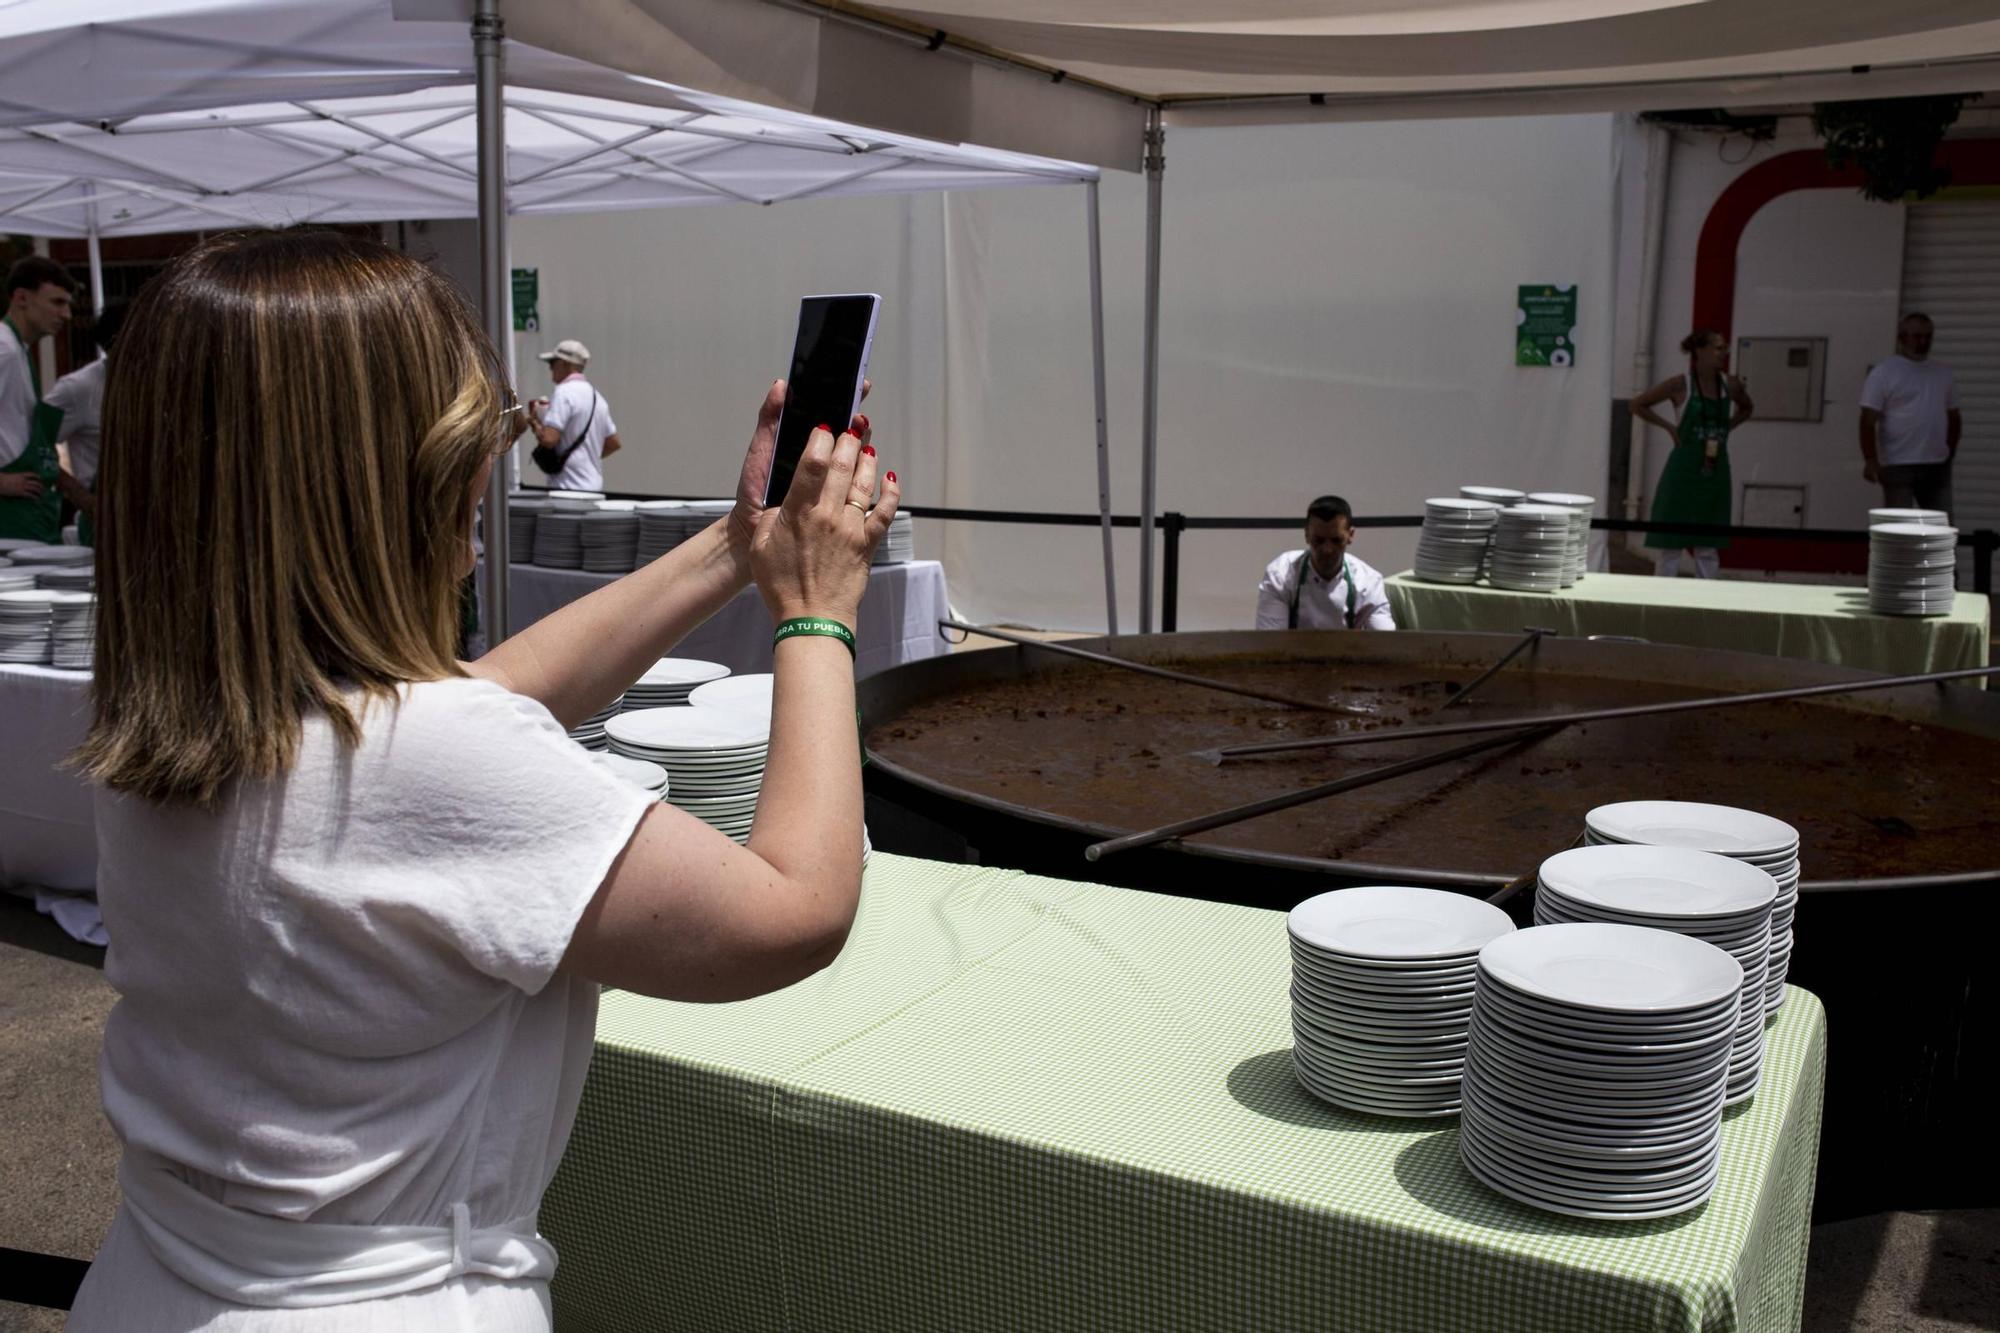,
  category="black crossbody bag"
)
[531,391,599,477]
